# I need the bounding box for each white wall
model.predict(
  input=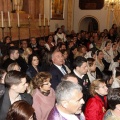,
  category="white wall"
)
[73,0,113,33]
[44,0,113,33]
[44,0,68,33]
